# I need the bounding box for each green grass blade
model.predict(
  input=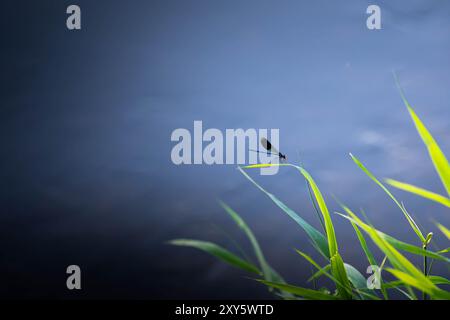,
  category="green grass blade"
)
[168,239,260,274]
[242,164,339,256]
[428,275,450,286]
[238,166,330,258]
[407,105,450,196]
[384,276,449,289]
[336,212,450,263]
[385,179,450,208]
[297,167,338,257]
[257,280,340,300]
[296,250,356,299]
[219,202,273,282]
[337,207,447,299]
[343,263,368,290]
[436,223,450,240]
[350,221,377,266]
[330,253,353,299]
[308,264,331,283]
[297,166,353,298]
[350,154,426,243]
[343,263,381,300]
[242,164,354,298]
[387,268,450,300]
[394,78,450,196]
